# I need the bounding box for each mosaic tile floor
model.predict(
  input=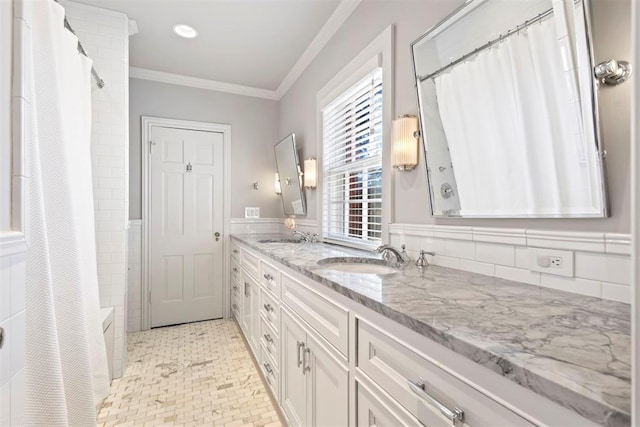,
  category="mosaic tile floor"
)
[97,319,283,426]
